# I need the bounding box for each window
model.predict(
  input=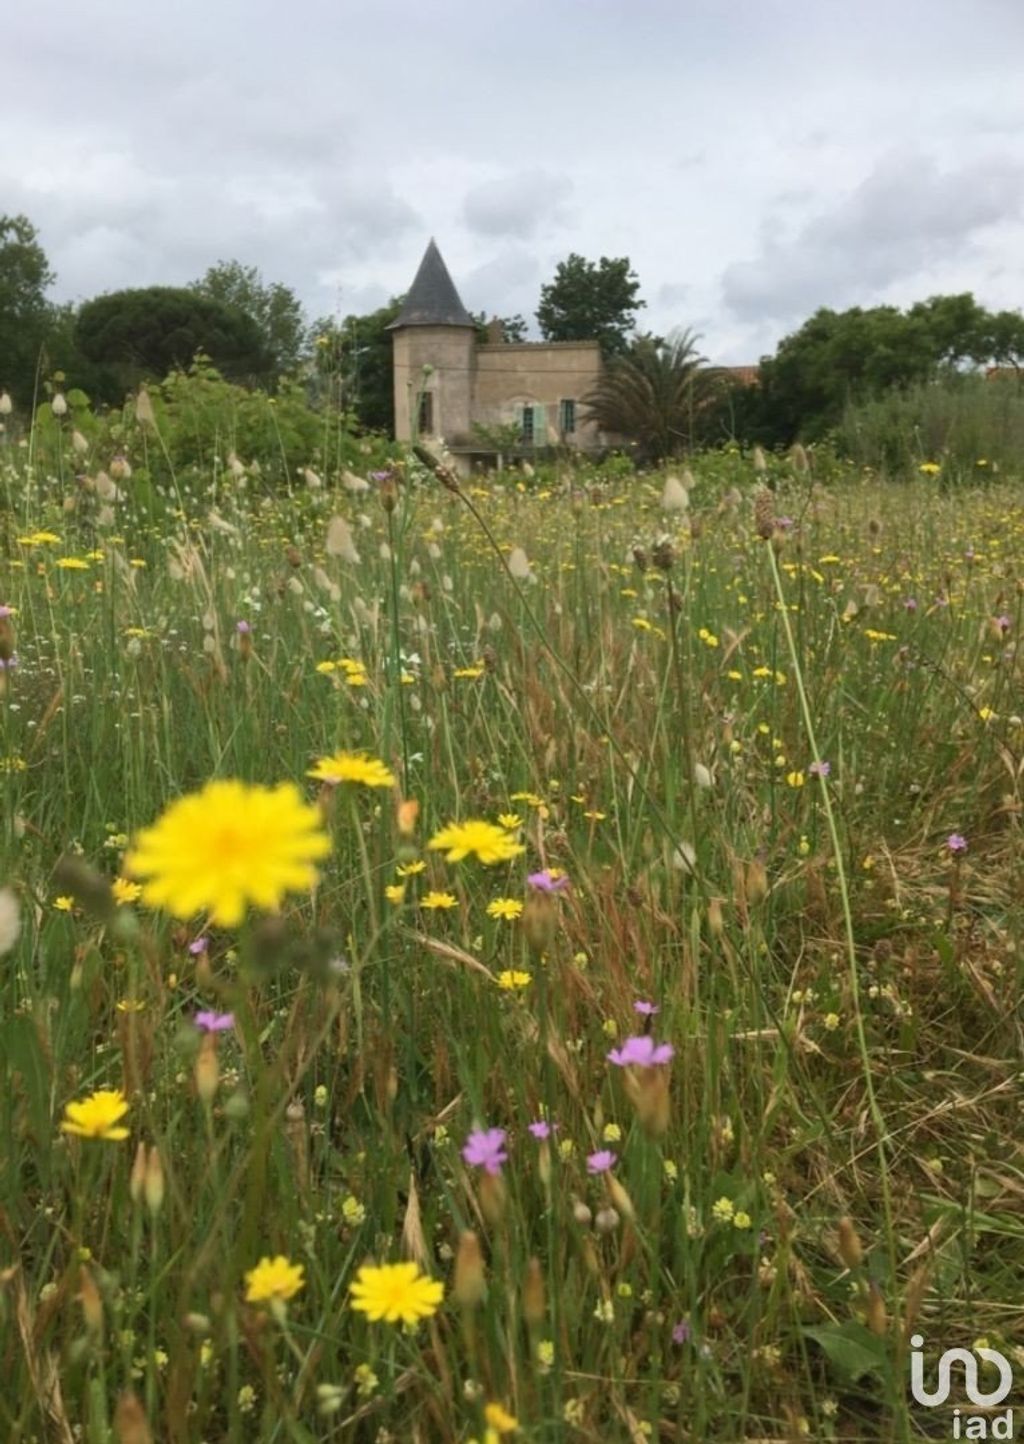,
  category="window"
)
[559,398,576,435]
[417,391,434,435]
[520,404,535,445]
